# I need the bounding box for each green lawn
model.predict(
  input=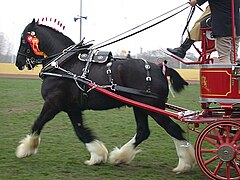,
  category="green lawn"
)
[0,78,210,180]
